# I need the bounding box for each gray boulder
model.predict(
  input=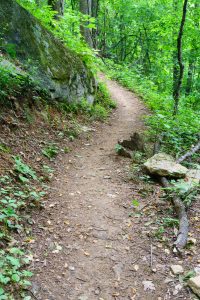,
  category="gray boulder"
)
[144,153,188,178]
[0,0,96,103]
